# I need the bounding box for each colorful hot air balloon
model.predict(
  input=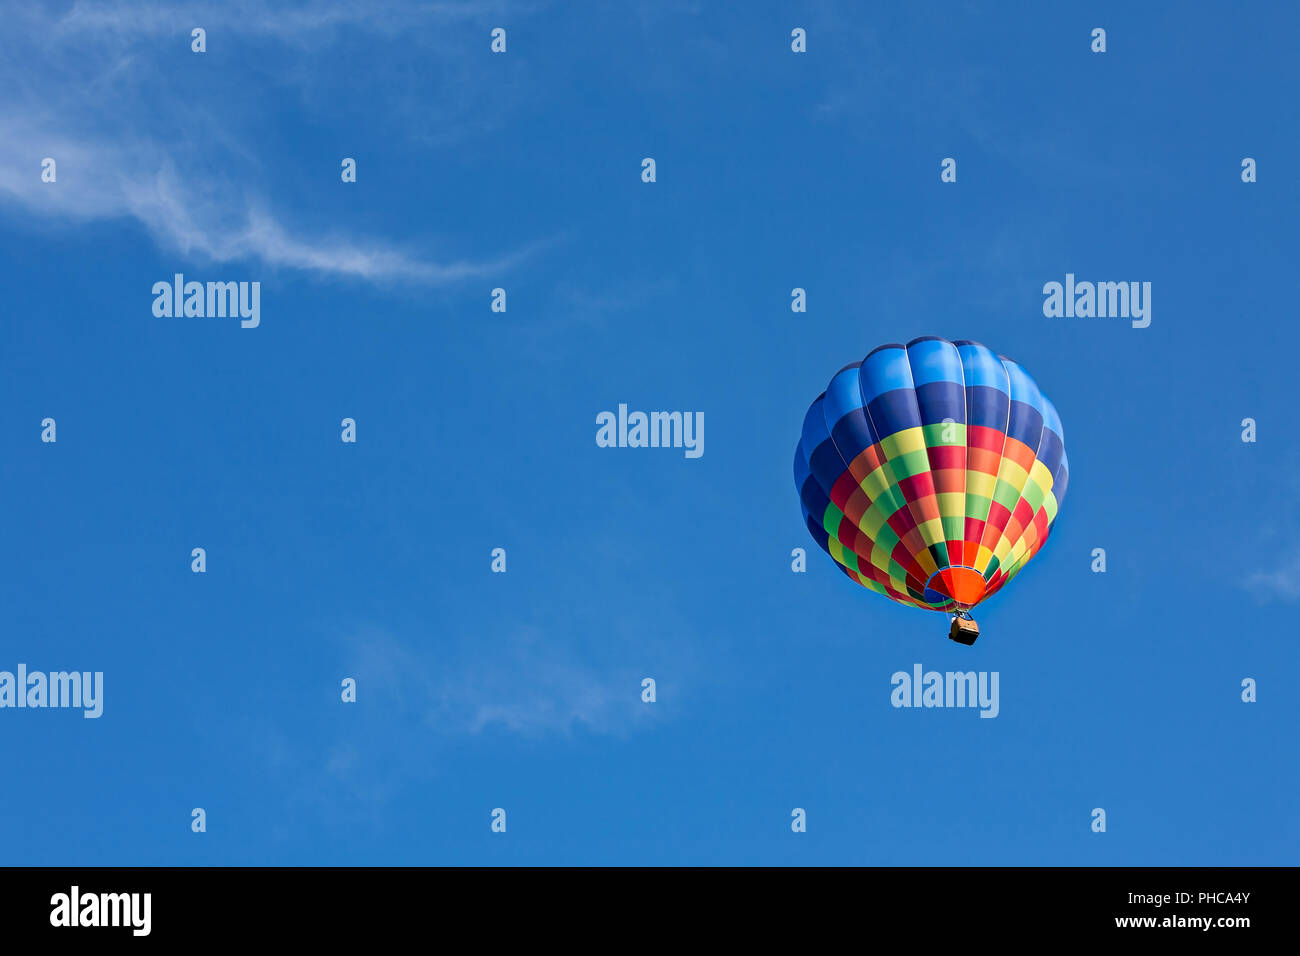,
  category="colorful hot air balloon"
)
[793,337,1068,644]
